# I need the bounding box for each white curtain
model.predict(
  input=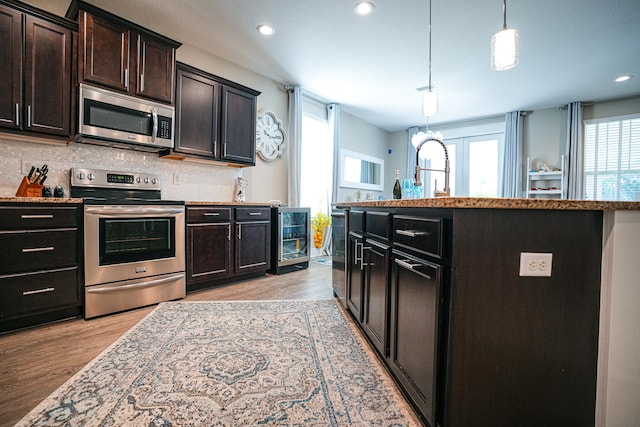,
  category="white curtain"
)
[287,86,302,207]
[566,102,583,199]
[501,111,523,198]
[407,126,419,180]
[328,103,341,203]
